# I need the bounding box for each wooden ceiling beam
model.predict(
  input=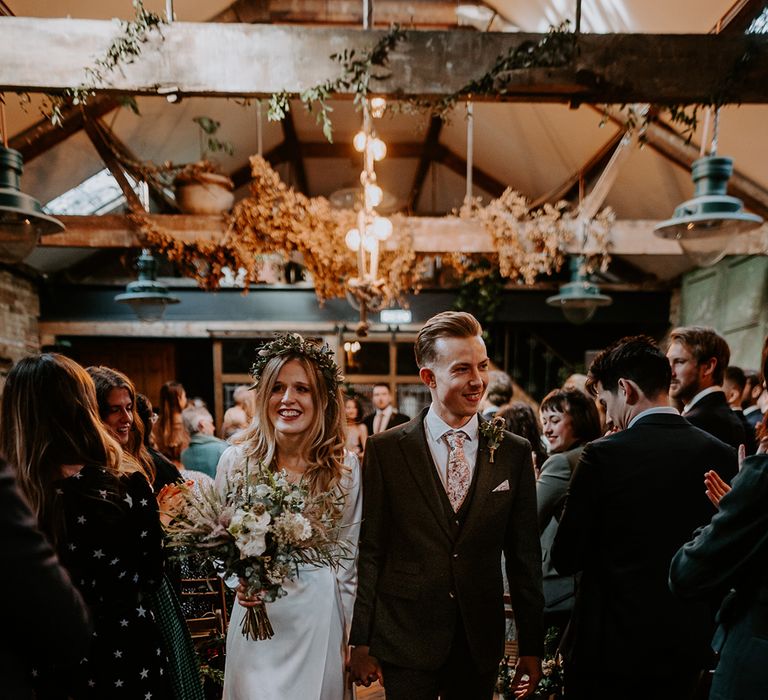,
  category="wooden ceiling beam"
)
[82,118,145,213]
[211,0,460,27]
[280,111,309,194]
[37,214,768,257]
[3,22,768,103]
[407,116,443,212]
[716,0,767,33]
